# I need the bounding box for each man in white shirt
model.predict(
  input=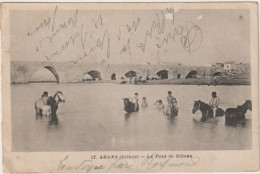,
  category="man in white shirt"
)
[209,92,220,118]
[131,93,139,111]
